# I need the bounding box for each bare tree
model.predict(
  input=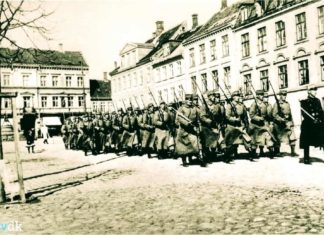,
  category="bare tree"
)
[0,0,53,203]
